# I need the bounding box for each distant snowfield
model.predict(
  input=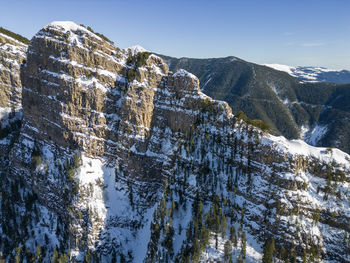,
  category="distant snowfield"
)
[264,63,350,83]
